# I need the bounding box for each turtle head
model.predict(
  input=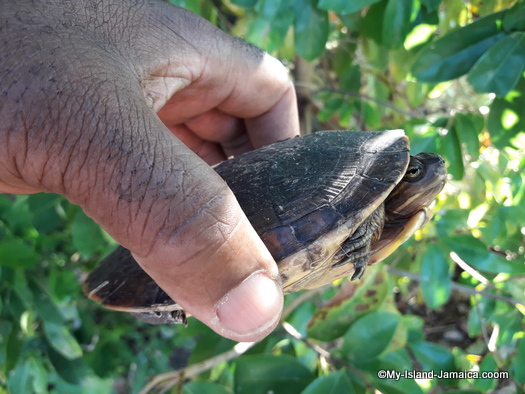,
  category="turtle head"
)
[385,152,447,222]
[369,152,446,265]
